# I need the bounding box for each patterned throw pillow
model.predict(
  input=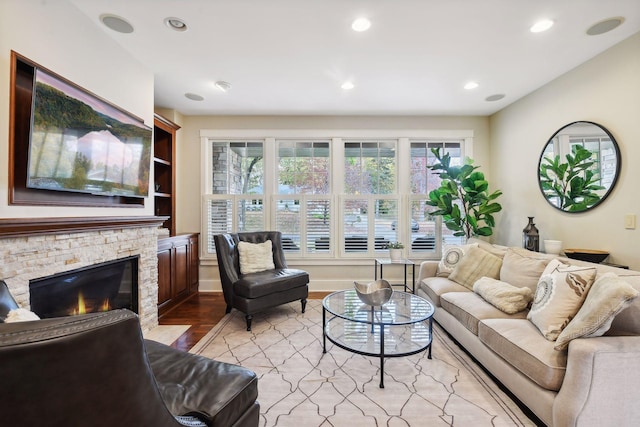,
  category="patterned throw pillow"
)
[527,259,597,341]
[448,246,503,290]
[238,240,275,274]
[437,243,478,277]
[554,273,639,350]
